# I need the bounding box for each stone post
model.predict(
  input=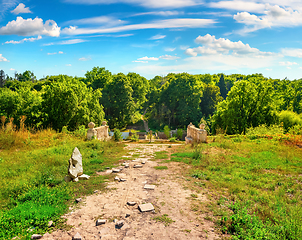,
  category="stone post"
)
[199,123,207,143]
[87,122,97,140]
